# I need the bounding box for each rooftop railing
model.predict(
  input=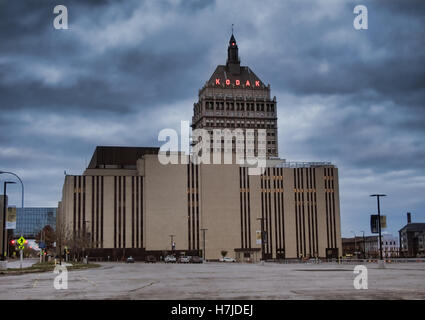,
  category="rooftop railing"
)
[276,161,334,168]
